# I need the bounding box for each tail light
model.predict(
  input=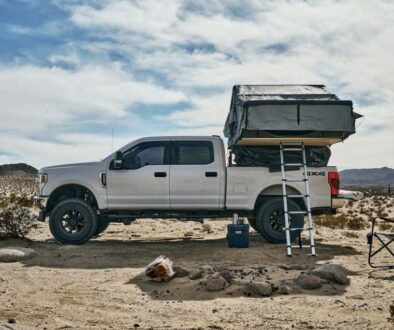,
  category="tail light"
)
[328,172,340,196]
